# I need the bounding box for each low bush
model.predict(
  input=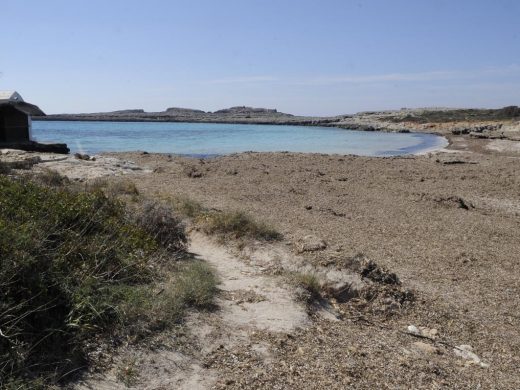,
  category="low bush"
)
[174,261,217,308]
[0,161,11,175]
[0,176,156,385]
[0,158,40,174]
[170,196,205,218]
[168,196,282,241]
[114,261,217,336]
[390,106,520,123]
[196,210,282,241]
[288,272,321,302]
[0,176,214,387]
[86,178,139,198]
[135,201,188,253]
[32,168,70,187]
